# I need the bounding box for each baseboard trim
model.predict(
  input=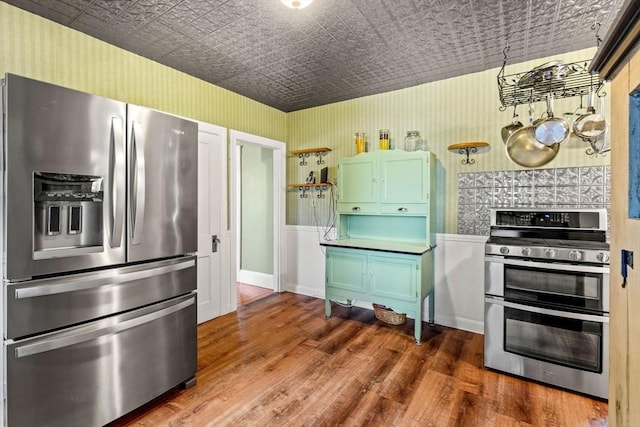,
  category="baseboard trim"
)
[238,269,273,289]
